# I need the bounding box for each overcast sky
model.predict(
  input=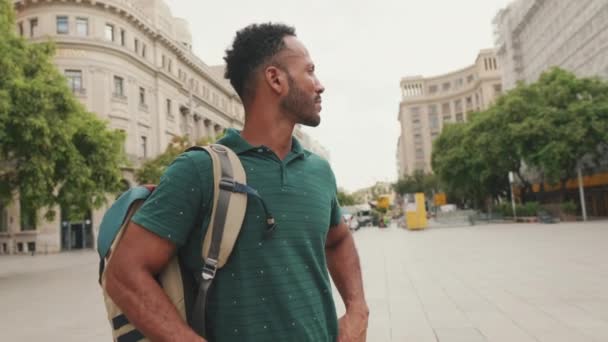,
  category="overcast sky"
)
[165,0,512,192]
